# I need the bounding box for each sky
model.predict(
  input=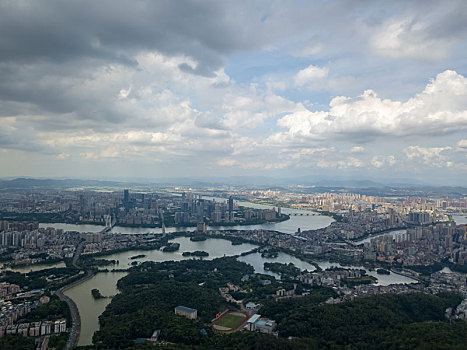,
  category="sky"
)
[0,0,466,185]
